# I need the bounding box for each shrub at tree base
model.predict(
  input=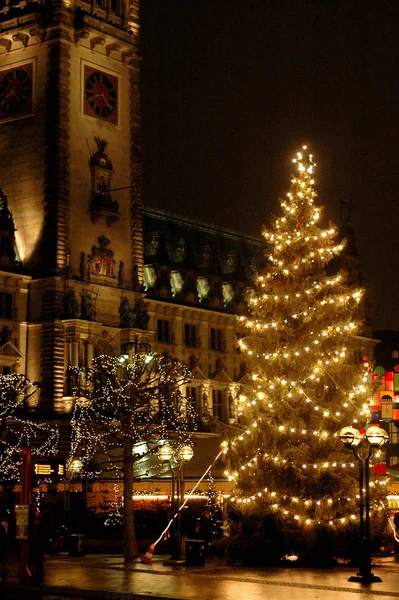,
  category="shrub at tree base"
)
[226,505,386,567]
